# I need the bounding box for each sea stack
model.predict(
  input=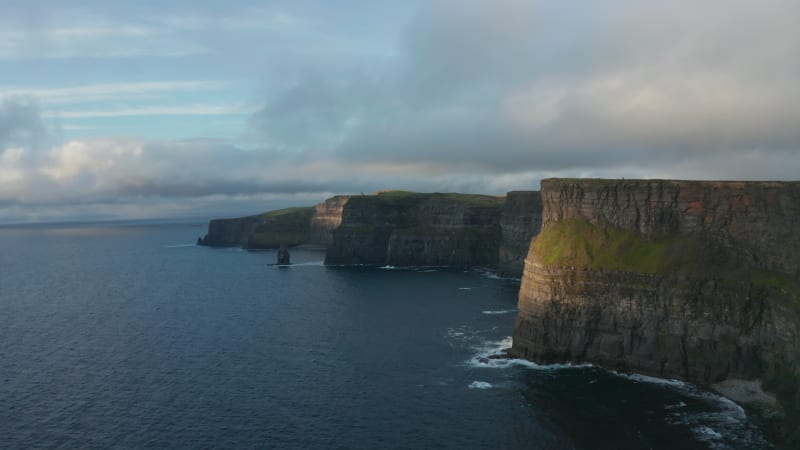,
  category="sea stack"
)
[277,244,291,265]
